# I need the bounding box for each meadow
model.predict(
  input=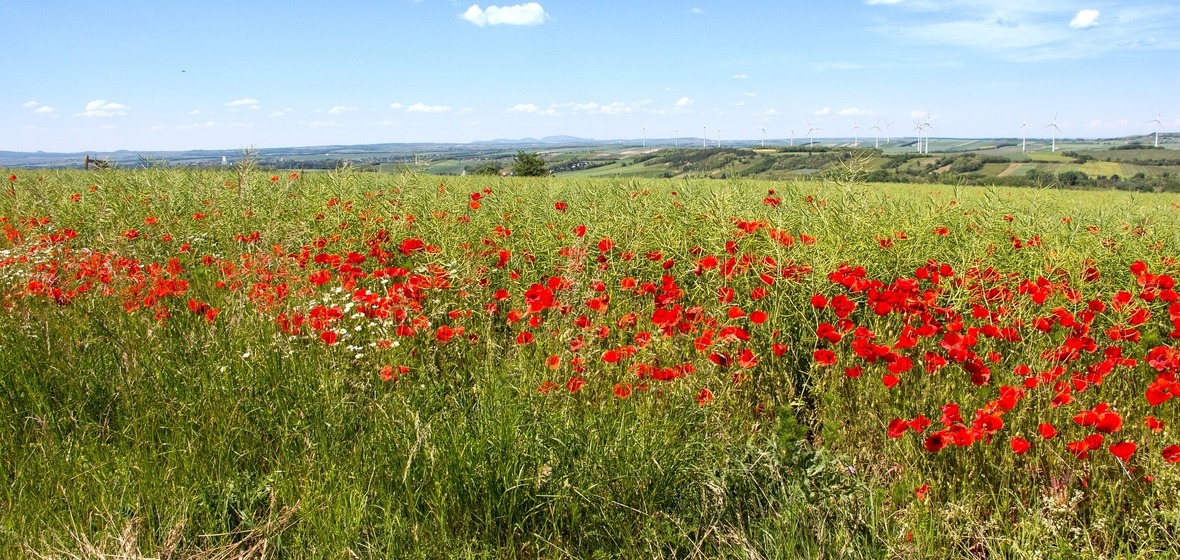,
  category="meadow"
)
[2,166,1180,559]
